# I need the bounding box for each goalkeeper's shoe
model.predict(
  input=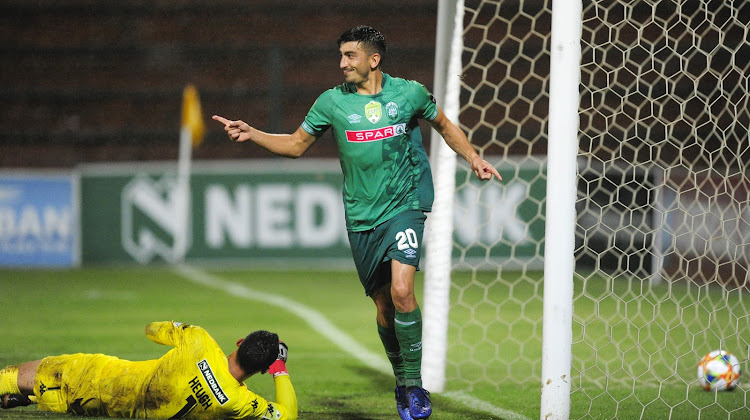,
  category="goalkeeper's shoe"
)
[394,386,413,420]
[407,387,432,419]
[1,394,32,409]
